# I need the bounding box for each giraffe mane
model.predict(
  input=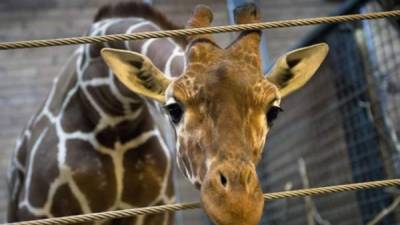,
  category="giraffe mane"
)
[94,1,187,46]
[94,1,178,28]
